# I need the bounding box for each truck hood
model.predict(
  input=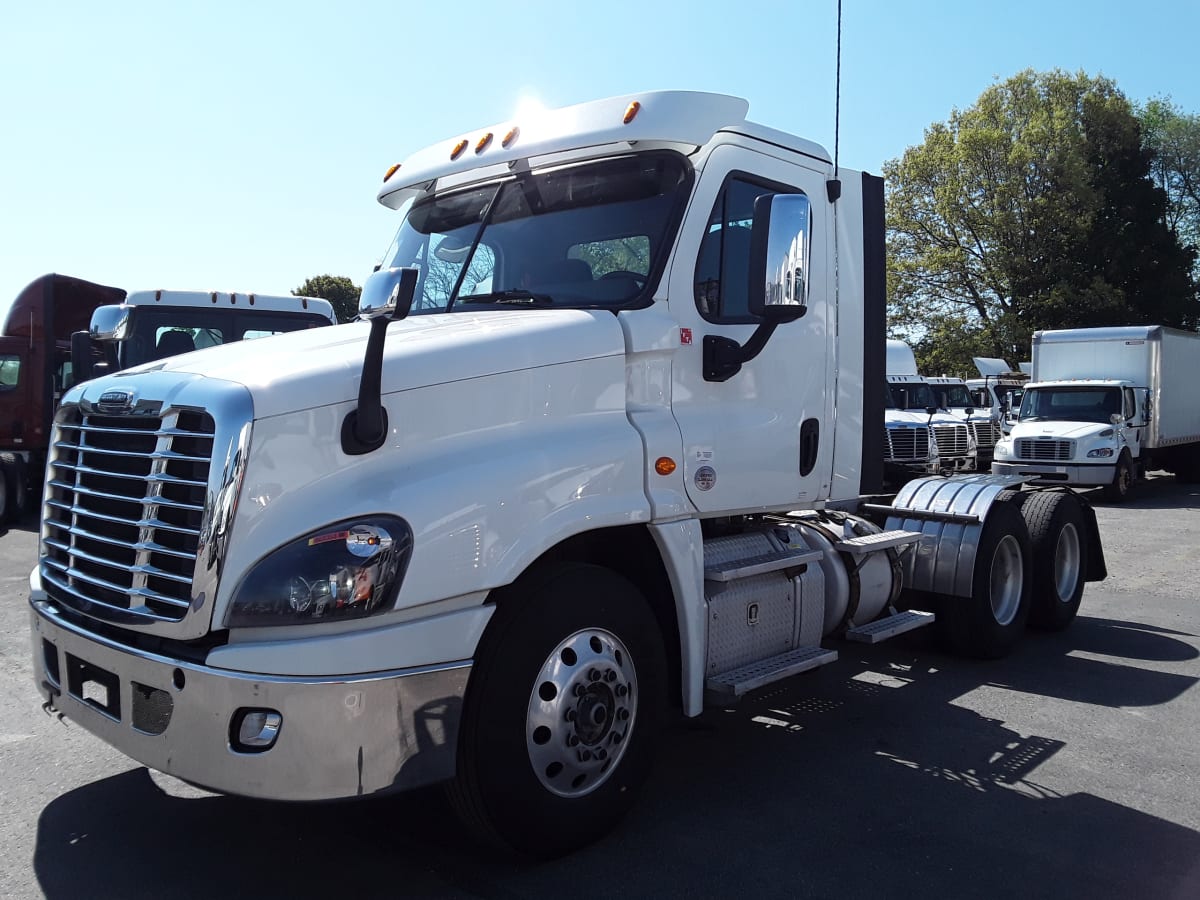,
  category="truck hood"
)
[109,310,626,419]
[1007,420,1114,441]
